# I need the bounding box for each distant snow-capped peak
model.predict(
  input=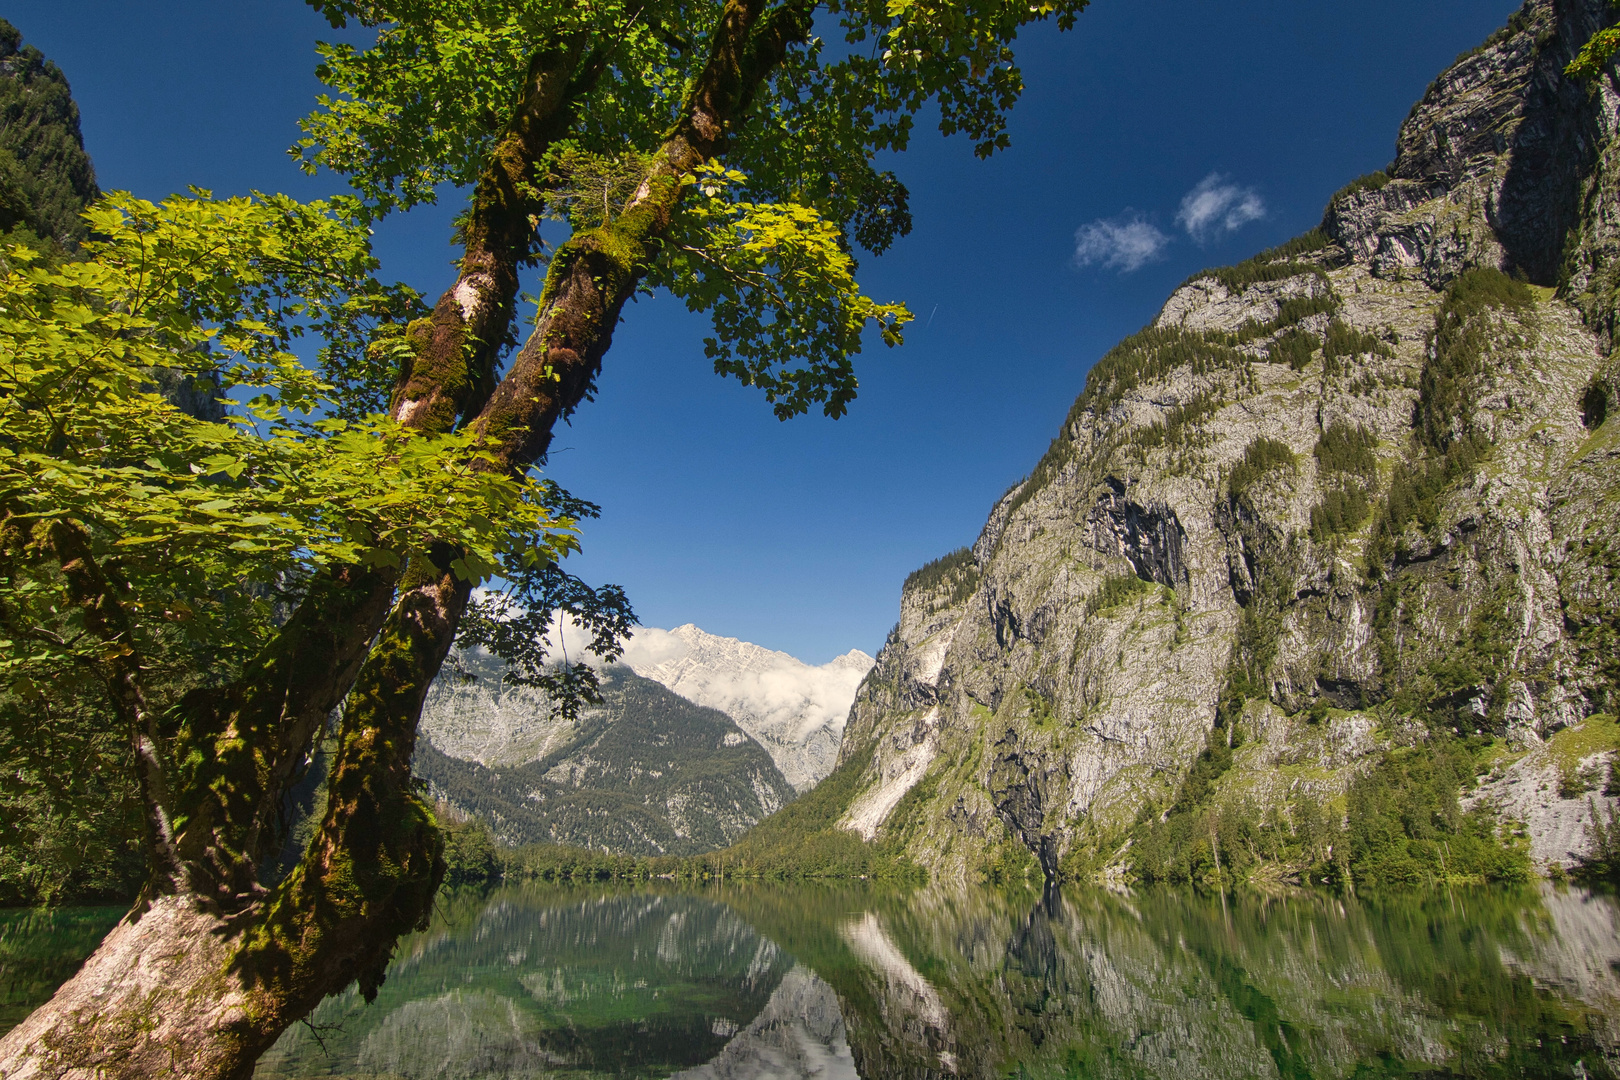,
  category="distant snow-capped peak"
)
[621,624,874,793]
